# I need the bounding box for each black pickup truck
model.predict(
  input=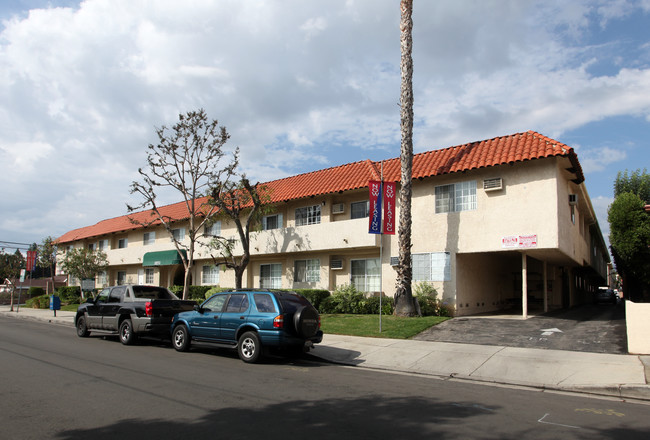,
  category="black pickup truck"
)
[75,284,195,345]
